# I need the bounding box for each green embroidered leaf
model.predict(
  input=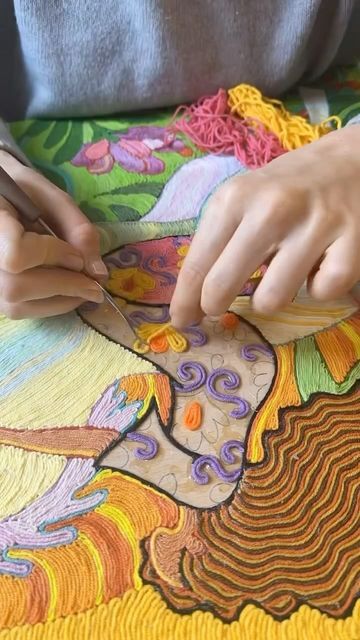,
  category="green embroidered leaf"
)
[22,120,52,139]
[336,99,360,124]
[33,163,68,193]
[92,188,157,219]
[110,205,141,221]
[82,122,94,143]
[53,123,83,165]
[79,202,109,223]
[43,122,70,150]
[96,182,163,198]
